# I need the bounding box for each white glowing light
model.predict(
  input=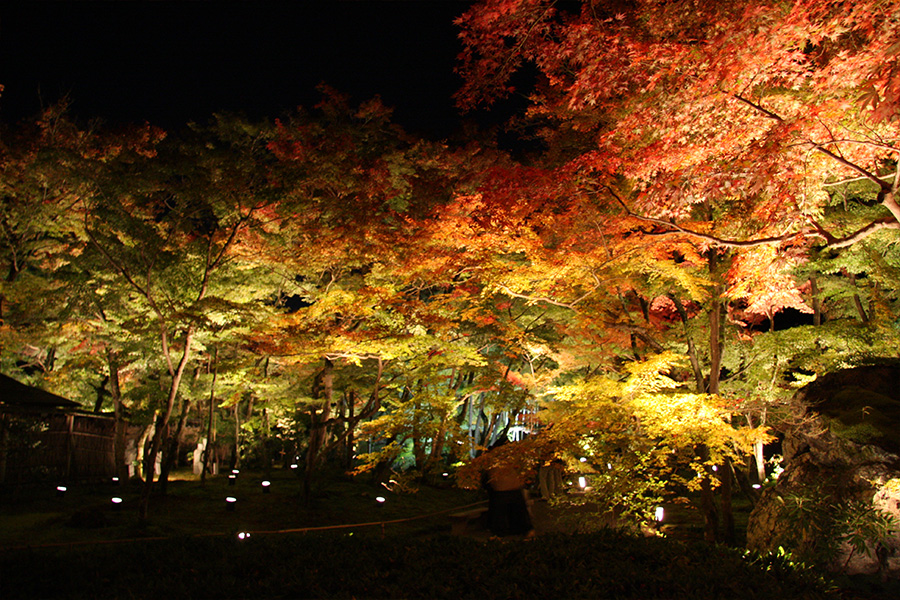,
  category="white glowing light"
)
[238,532,250,540]
[655,506,664,522]
[579,457,587,463]
[752,483,761,489]
[56,486,67,492]
[290,463,298,470]
[375,496,386,504]
[232,469,240,475]
[111,497,123,504]
[578,476,587,489]
[712,465,718,472]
